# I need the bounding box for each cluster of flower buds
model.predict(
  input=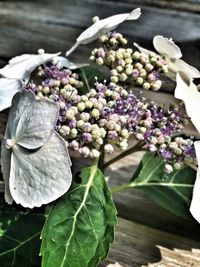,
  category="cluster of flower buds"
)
[90,32,168,91]
[26,62,196,172]
[26,62,83,122]
[99,32,128,48]
[58,82,150,159]
[134,103,197,172]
